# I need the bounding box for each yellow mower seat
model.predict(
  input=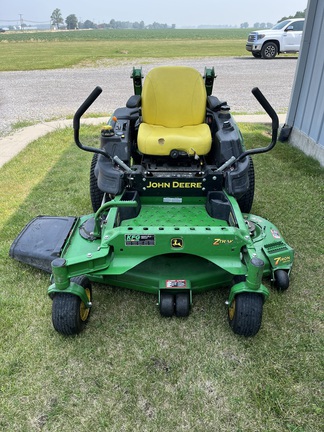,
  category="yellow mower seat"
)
[137,66,212,157]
